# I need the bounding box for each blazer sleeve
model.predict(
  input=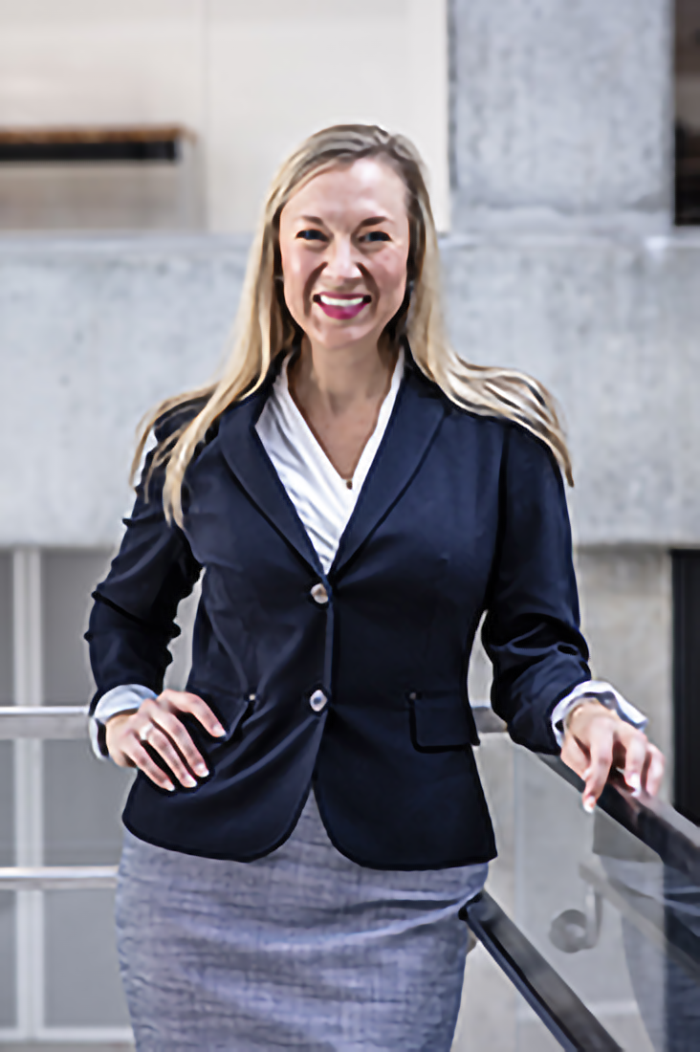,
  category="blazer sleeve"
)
[481,424,591,754]
[85,438,202,716]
